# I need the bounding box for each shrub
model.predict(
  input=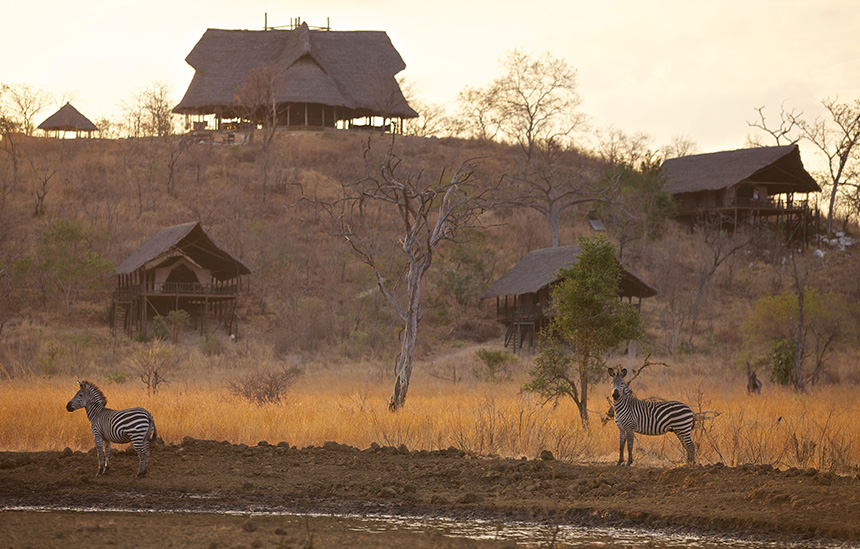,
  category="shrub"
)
[227,365,303,405]
[769,338,795,386]
[474,348,517,382]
